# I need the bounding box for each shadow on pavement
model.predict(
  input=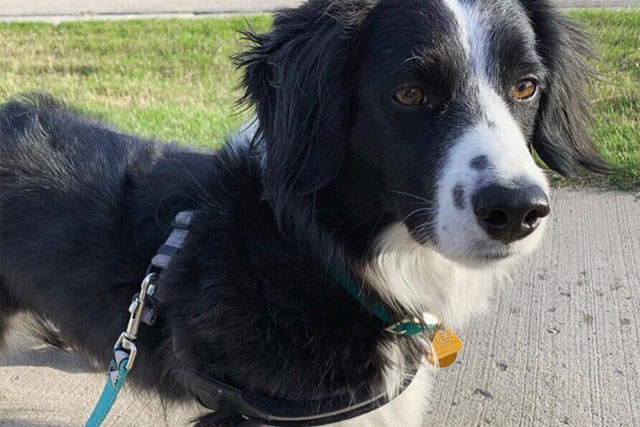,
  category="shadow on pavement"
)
[0,344,94,374]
